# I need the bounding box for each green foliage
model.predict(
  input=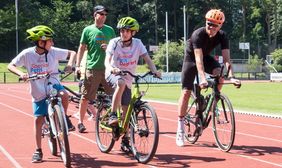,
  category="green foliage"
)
[247,54,263,72]
[153,41,184,72]
[271,49,282,72]
[1,0,282,63]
